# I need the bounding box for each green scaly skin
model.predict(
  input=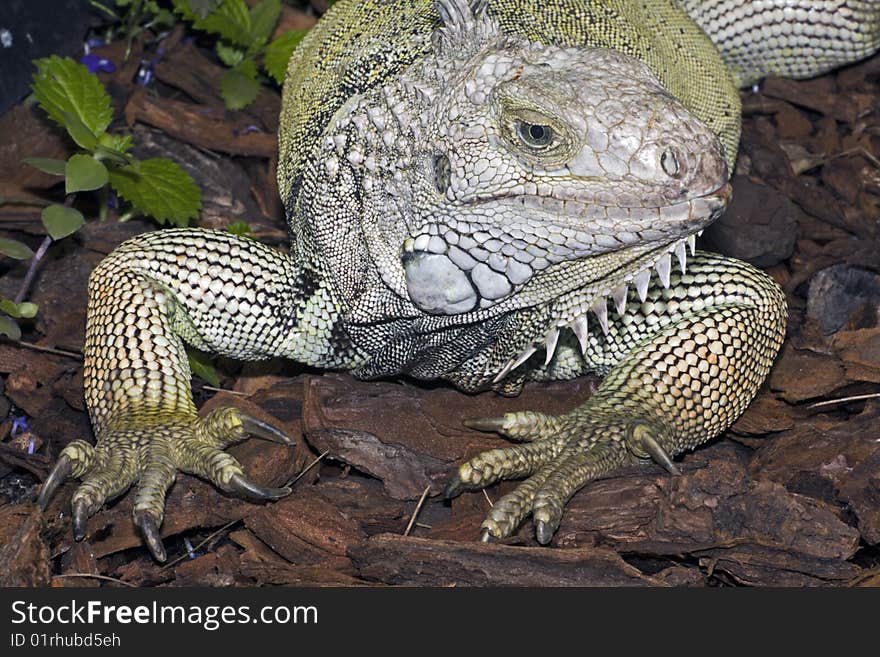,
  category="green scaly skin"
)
[37,0,879,560]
